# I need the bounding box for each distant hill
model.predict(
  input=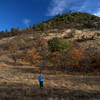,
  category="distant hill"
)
[0,12,100,38]
[33,12,100,31]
